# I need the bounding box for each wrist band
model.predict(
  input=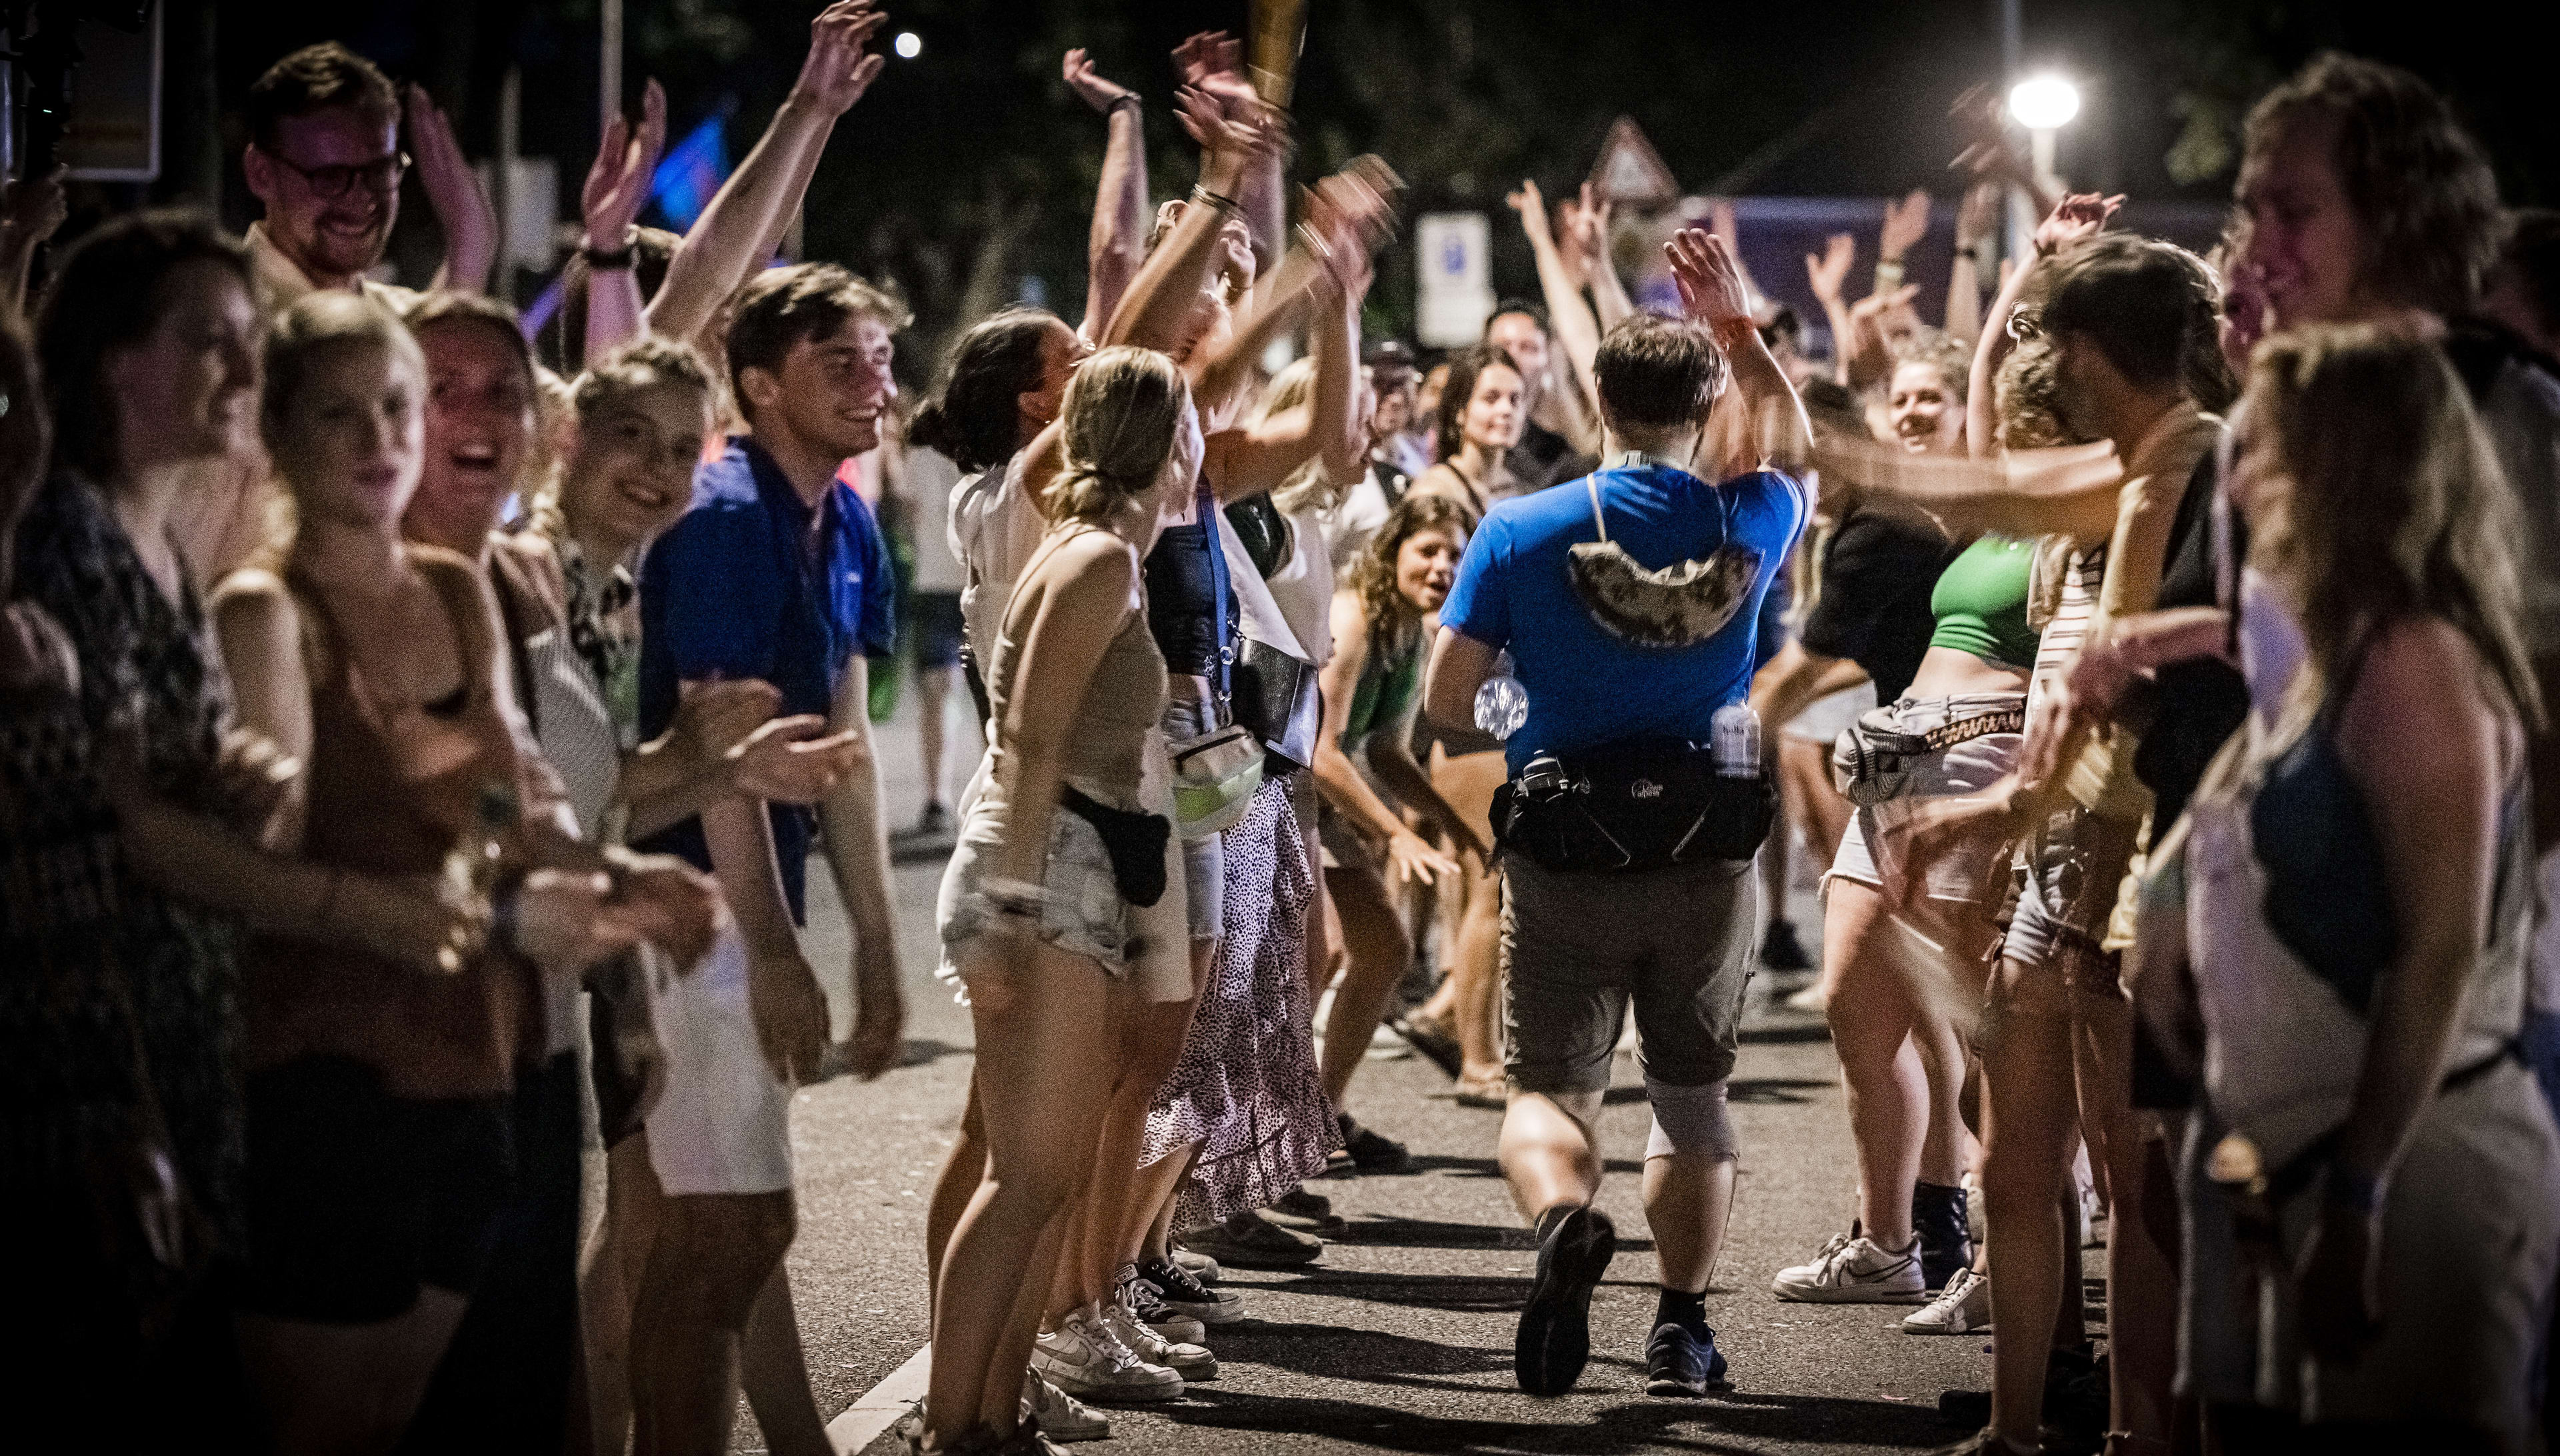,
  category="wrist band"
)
[1191,185,1243,214]
[581,241,637,270]
[1954,245,1982,263]
[1873,259,1906,289]
[1107,93,1141,117]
